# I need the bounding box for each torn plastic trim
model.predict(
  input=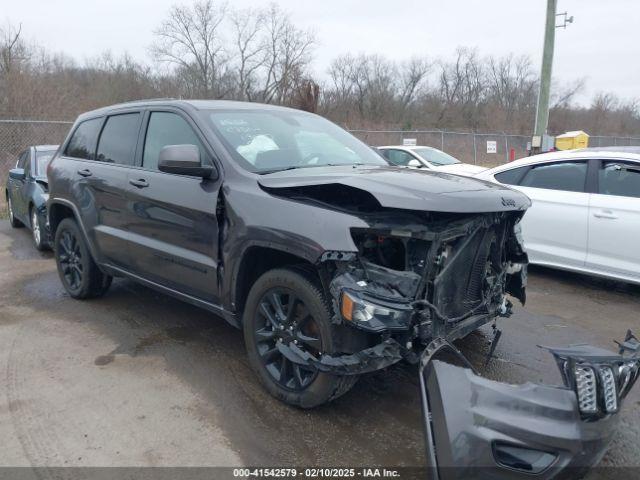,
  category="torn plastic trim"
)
[275,337,404,376]
[419,333,640,479]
